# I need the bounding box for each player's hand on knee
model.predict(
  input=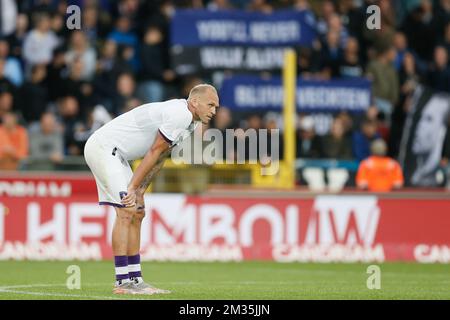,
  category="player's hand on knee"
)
[121,188,137,207]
